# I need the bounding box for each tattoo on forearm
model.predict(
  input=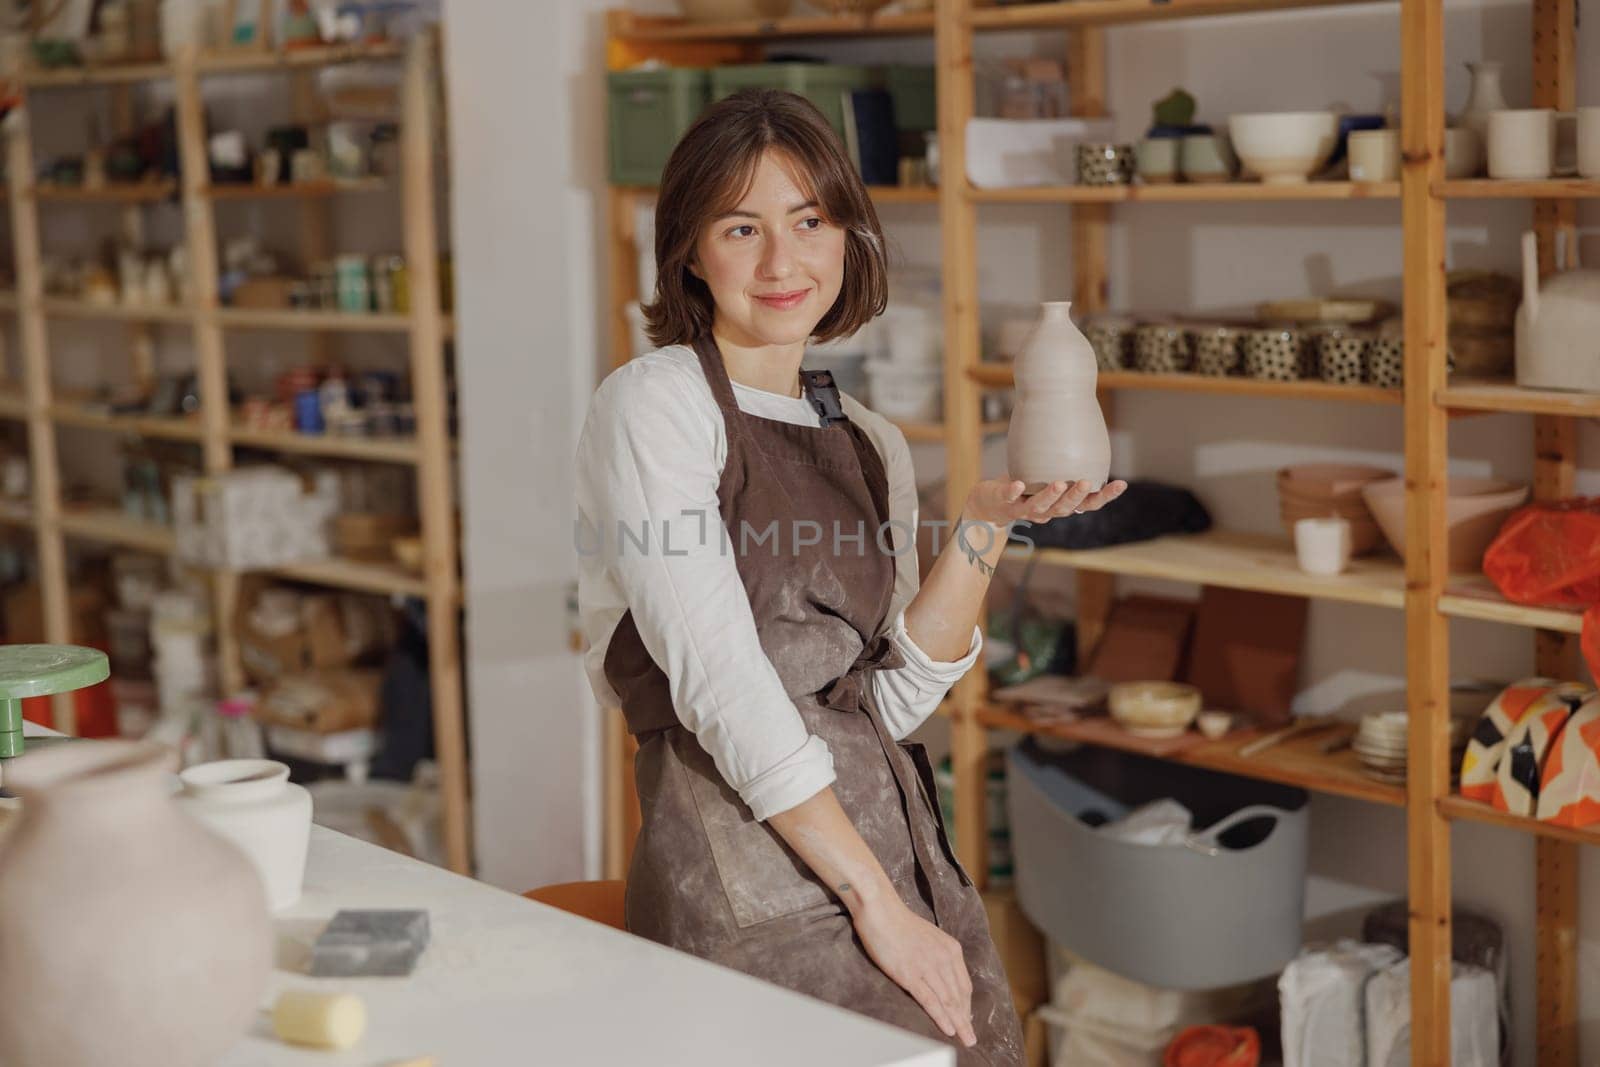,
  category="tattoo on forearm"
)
[837,882,851,894]
[956,519,997,577]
